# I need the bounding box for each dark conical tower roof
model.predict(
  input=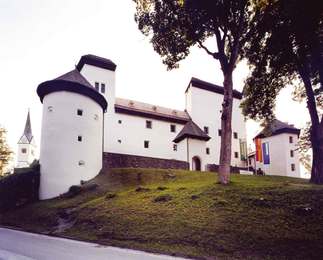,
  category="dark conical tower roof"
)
[37,69,107,111]
[18,110,34,144]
